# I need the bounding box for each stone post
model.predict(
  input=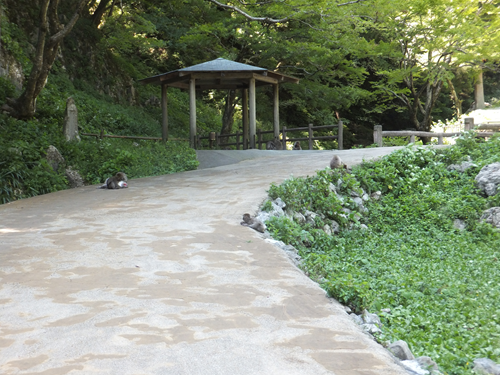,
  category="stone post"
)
[373,125,383,147]
[63,97,80,142]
